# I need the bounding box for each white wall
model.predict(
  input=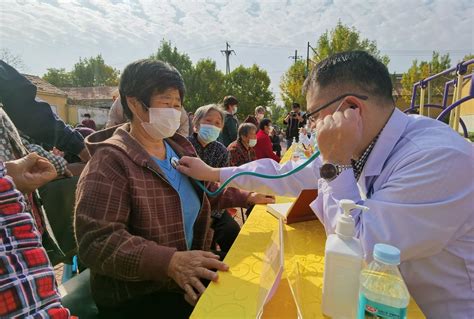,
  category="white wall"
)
[76,106,109,128]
